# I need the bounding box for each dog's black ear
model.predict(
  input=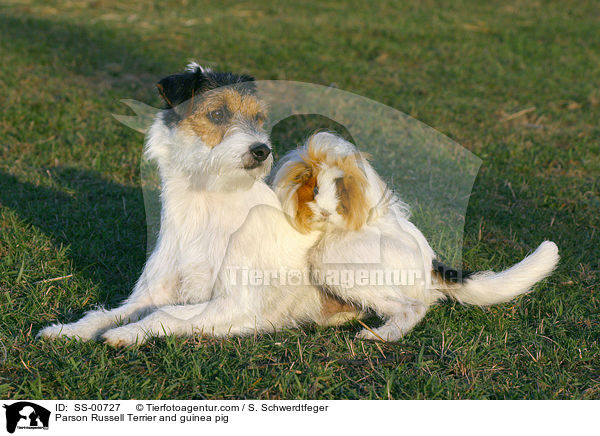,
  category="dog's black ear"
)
[156,71,204,108]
